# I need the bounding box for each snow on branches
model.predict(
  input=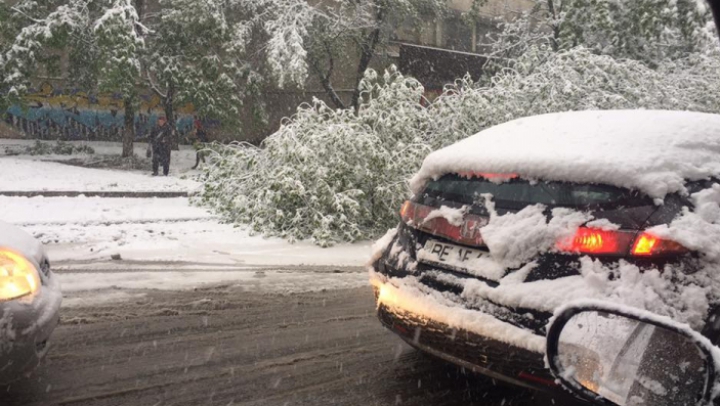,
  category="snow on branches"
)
[197,48,720,246]
[94,0,143,96]
[2,0,90,96]
[486,0,714,66]
[197,67,431,246]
